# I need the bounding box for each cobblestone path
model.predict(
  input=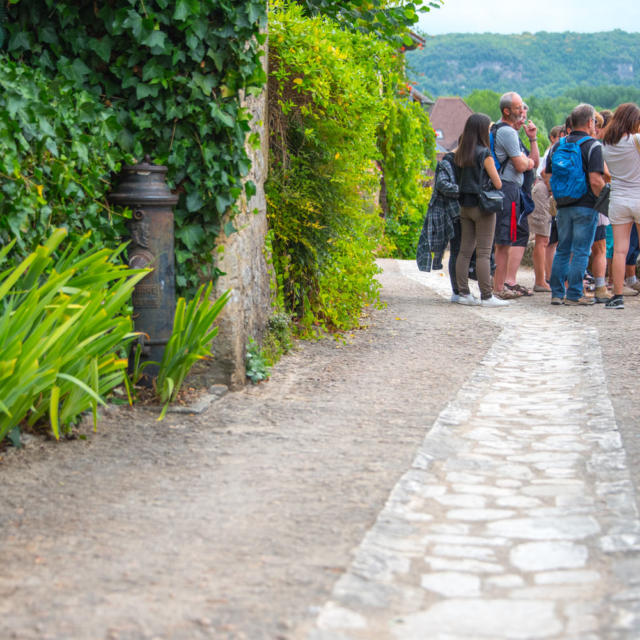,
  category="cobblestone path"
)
[309,262,640,640]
